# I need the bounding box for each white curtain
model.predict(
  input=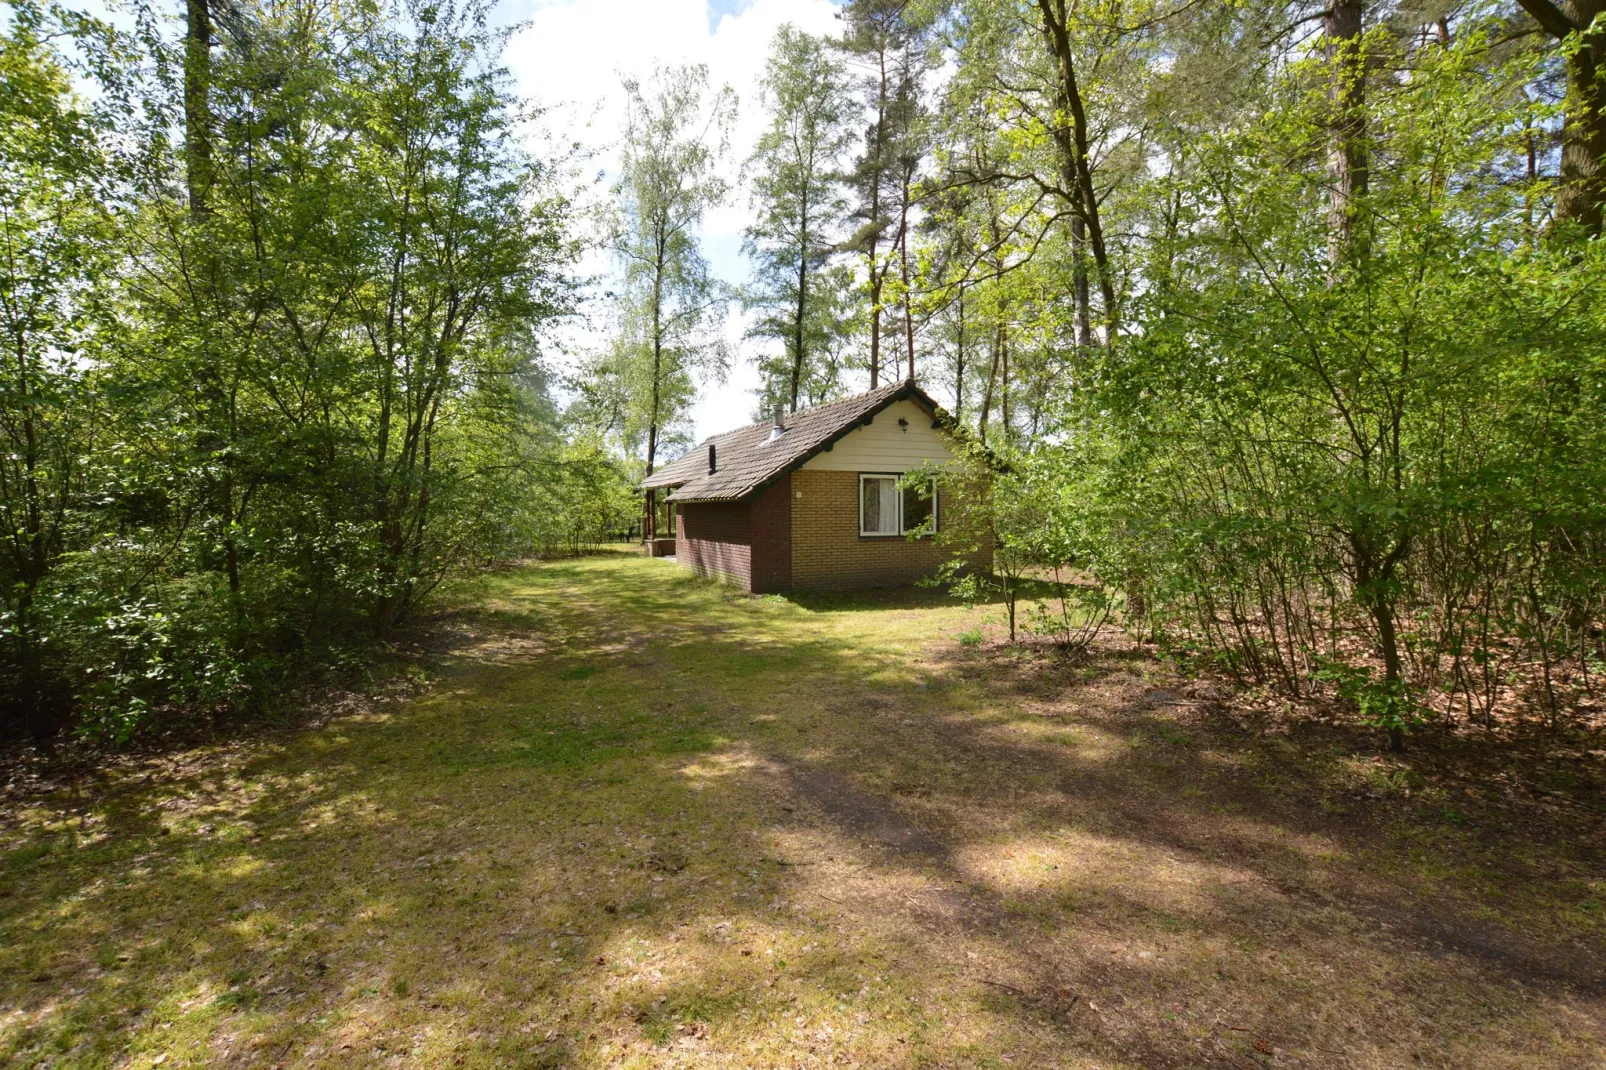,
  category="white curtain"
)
[862,477,900,534]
